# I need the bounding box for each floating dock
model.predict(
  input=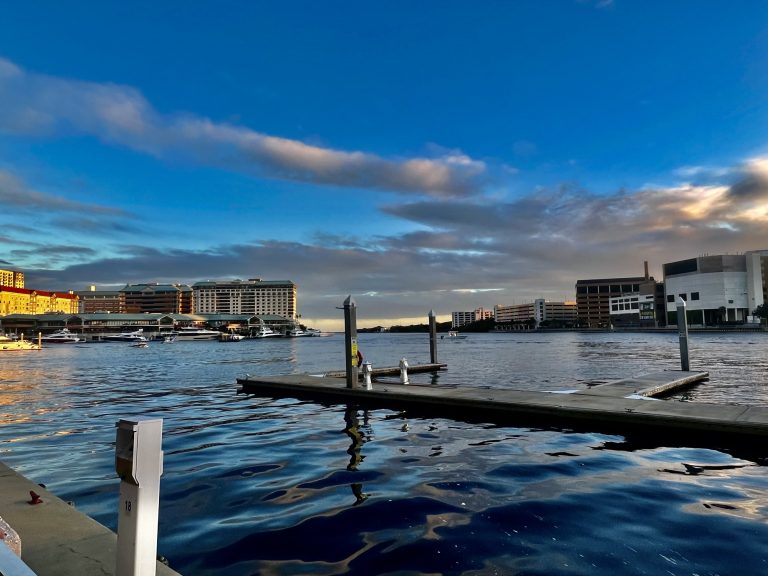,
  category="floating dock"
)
[238,368,768,440]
